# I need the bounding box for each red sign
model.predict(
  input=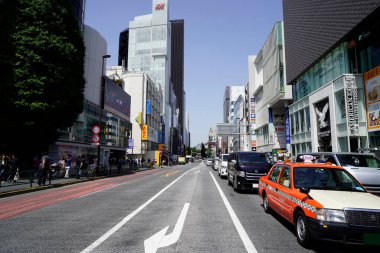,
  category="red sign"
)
[155,3,165,10]
[92,125,100,134]
[92,135,100,143]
